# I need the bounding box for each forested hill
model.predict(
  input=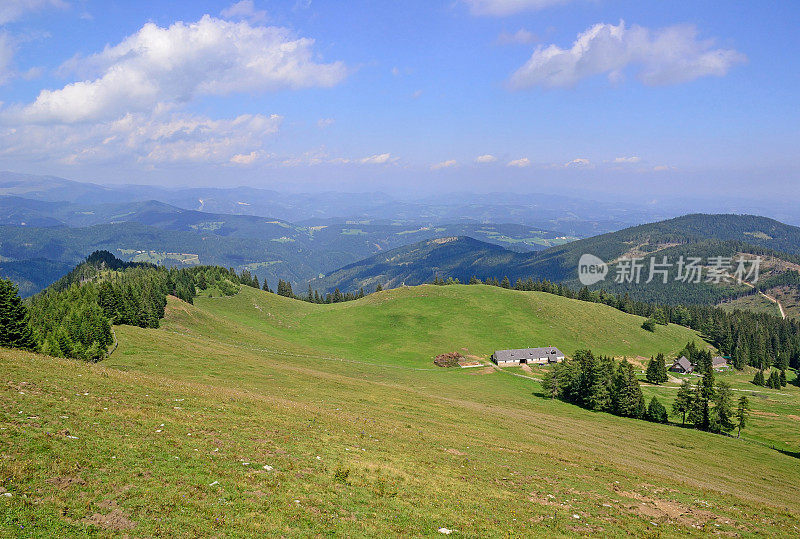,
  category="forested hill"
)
[309,236,526,292]
[313,214,800,308]
[21,252,252,361]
